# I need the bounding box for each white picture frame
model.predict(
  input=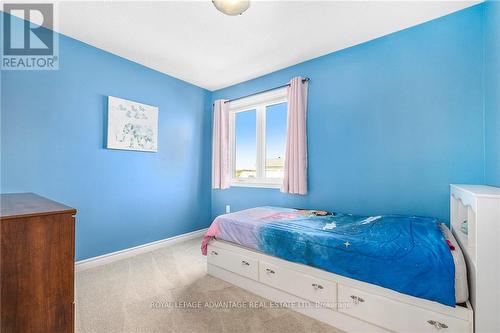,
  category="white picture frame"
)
[107,96,158,152]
